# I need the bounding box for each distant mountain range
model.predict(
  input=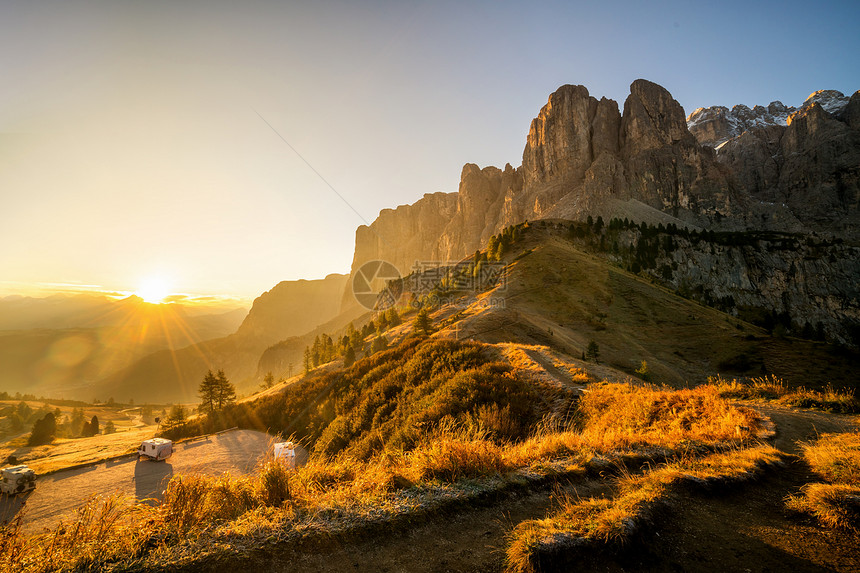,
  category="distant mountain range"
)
[0,294,247,398]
